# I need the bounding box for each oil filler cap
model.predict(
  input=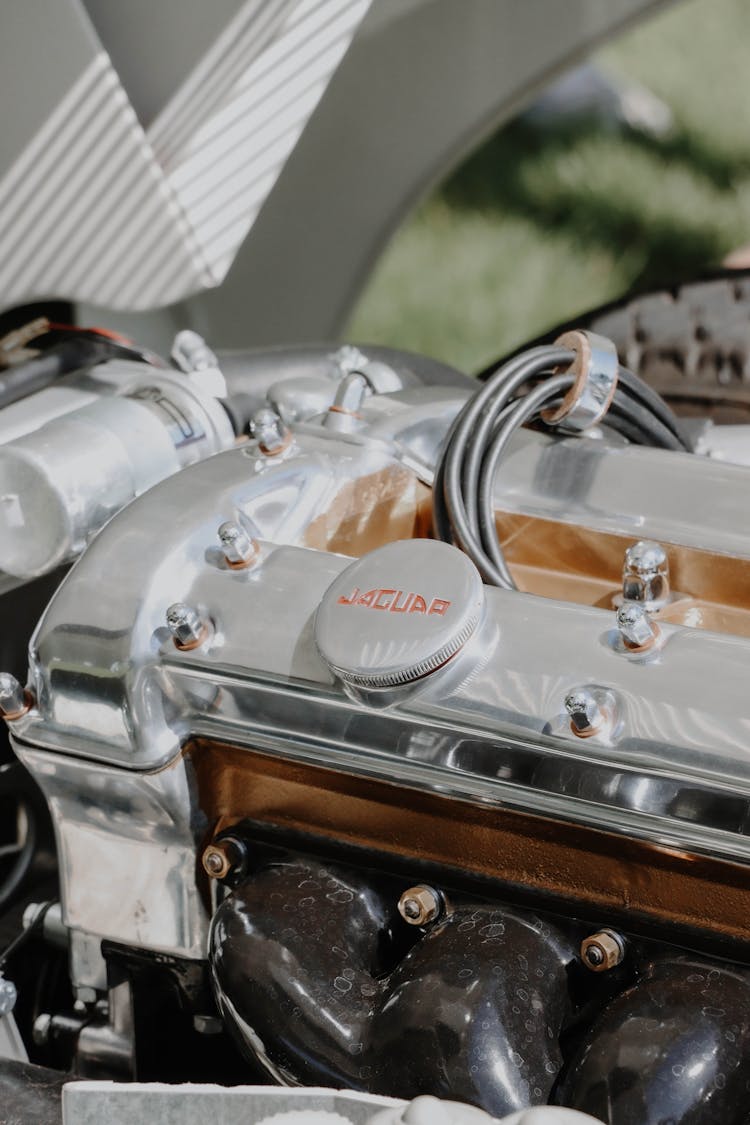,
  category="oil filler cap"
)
[315,539,485,689]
